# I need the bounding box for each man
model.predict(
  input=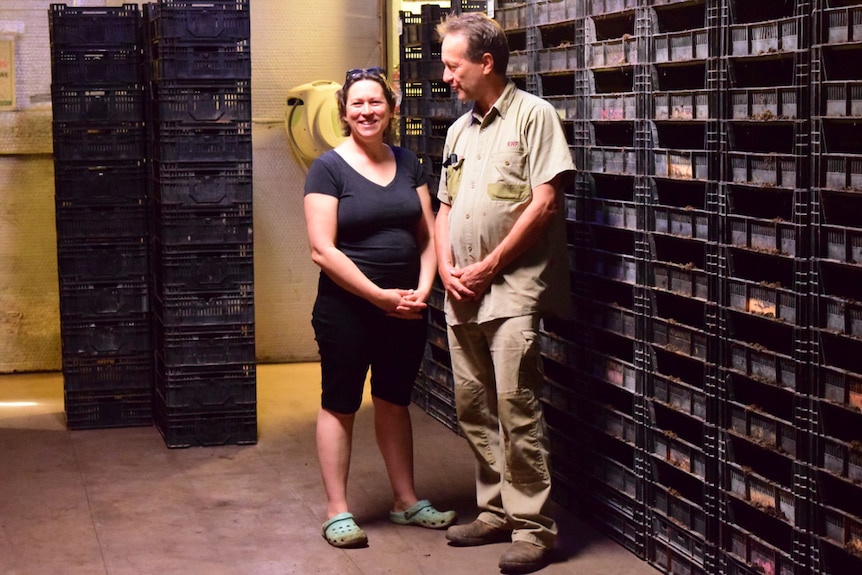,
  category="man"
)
[434,12,575,575]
